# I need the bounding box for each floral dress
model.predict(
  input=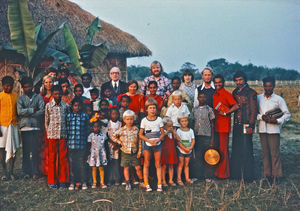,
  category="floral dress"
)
[87,132,108,167]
